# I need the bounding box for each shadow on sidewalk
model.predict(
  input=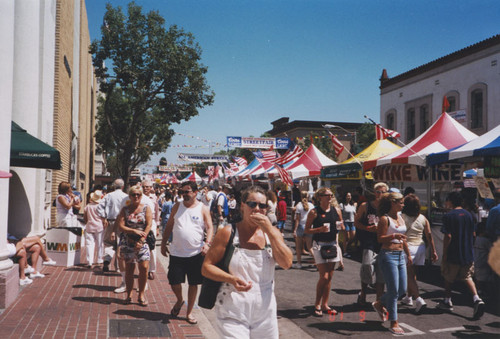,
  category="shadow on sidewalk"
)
[114,309,170,323]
